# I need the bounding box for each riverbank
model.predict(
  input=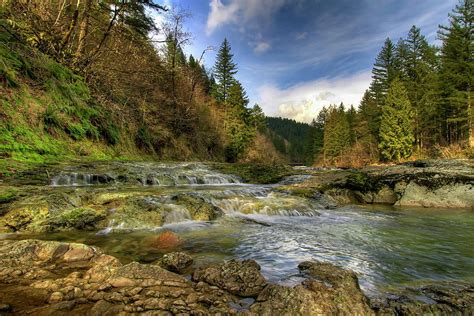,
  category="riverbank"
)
[278,159,474,209]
